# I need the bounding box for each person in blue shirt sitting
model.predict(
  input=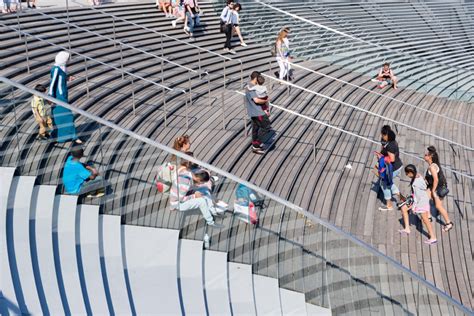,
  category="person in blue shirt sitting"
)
[63,147,106,198]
